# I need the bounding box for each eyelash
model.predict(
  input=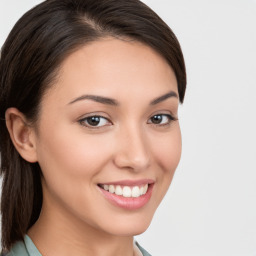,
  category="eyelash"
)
[147,114,176,126]
[78,115,112,128]
[78,114,176,129]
